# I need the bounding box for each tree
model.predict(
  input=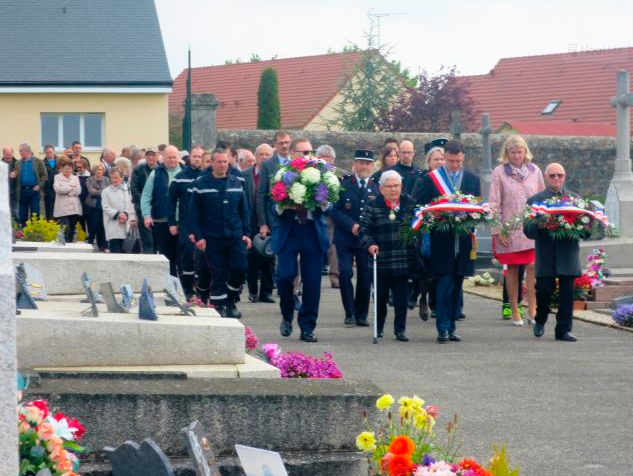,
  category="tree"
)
[257,68,281,130]
[377,66,475,132]
[326,48,405,132]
